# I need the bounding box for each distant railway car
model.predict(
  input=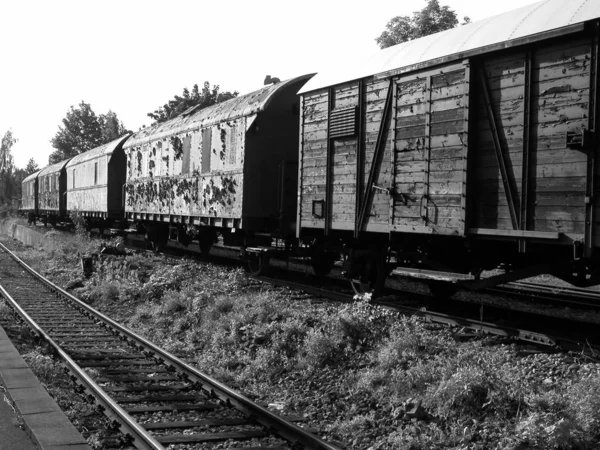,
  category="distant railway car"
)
[37,160,70,225]
[297,0,600,293]
[65,135,130,229]
[123,74,312,251]
[21,170,40,223]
